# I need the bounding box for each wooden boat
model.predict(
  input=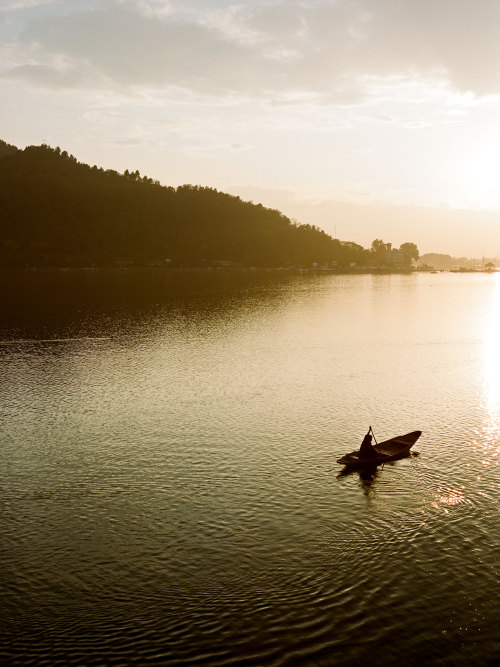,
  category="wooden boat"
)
[337,430,422,467]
